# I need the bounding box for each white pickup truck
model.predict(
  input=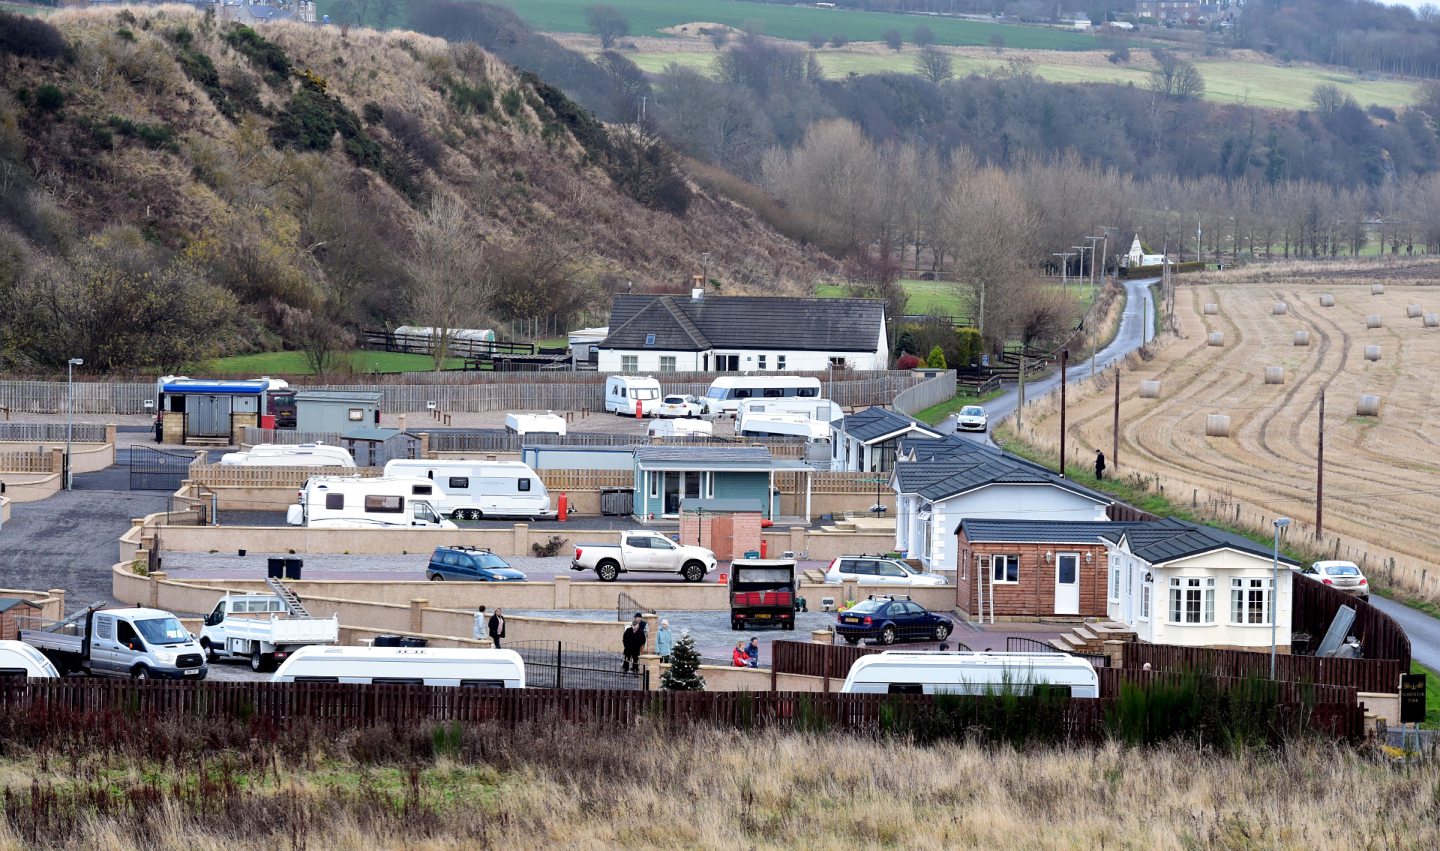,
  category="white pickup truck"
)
[570,531,717,582]
[200,593,339,672]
